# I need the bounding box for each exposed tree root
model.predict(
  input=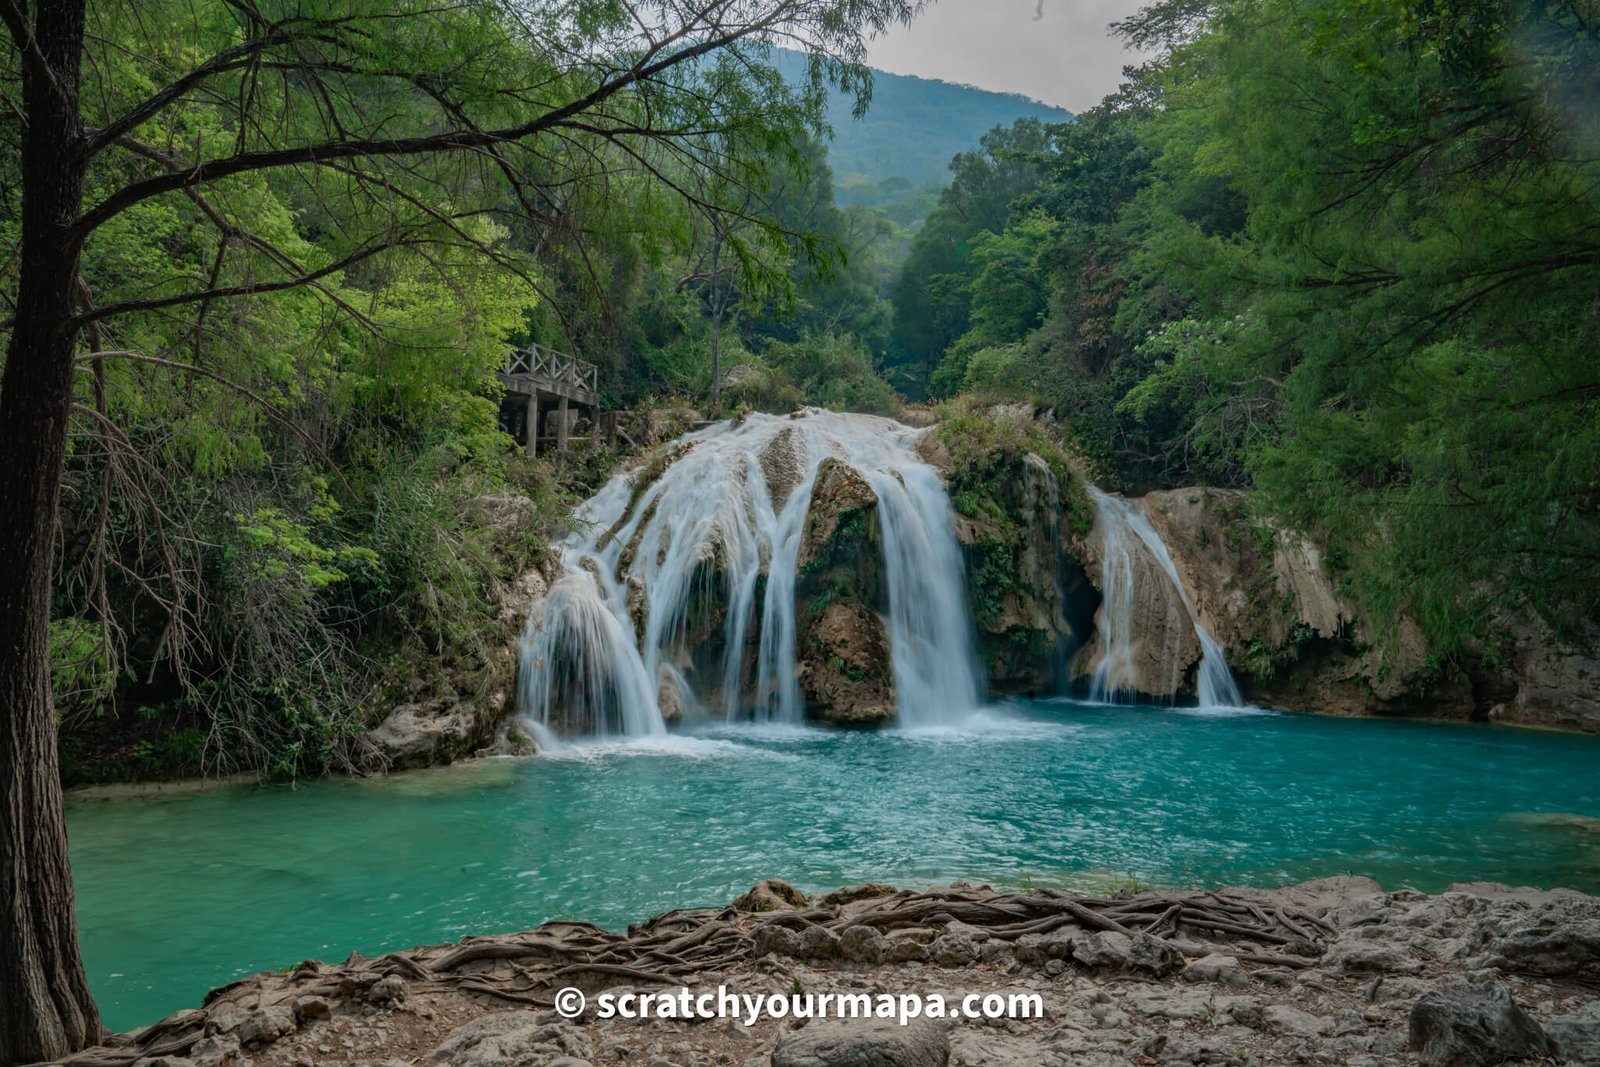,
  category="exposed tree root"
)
[59,882,1336,1066]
